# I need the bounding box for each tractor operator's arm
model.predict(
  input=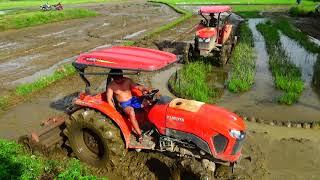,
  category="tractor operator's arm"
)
[129,79,151,94]
[107,87,115,109]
